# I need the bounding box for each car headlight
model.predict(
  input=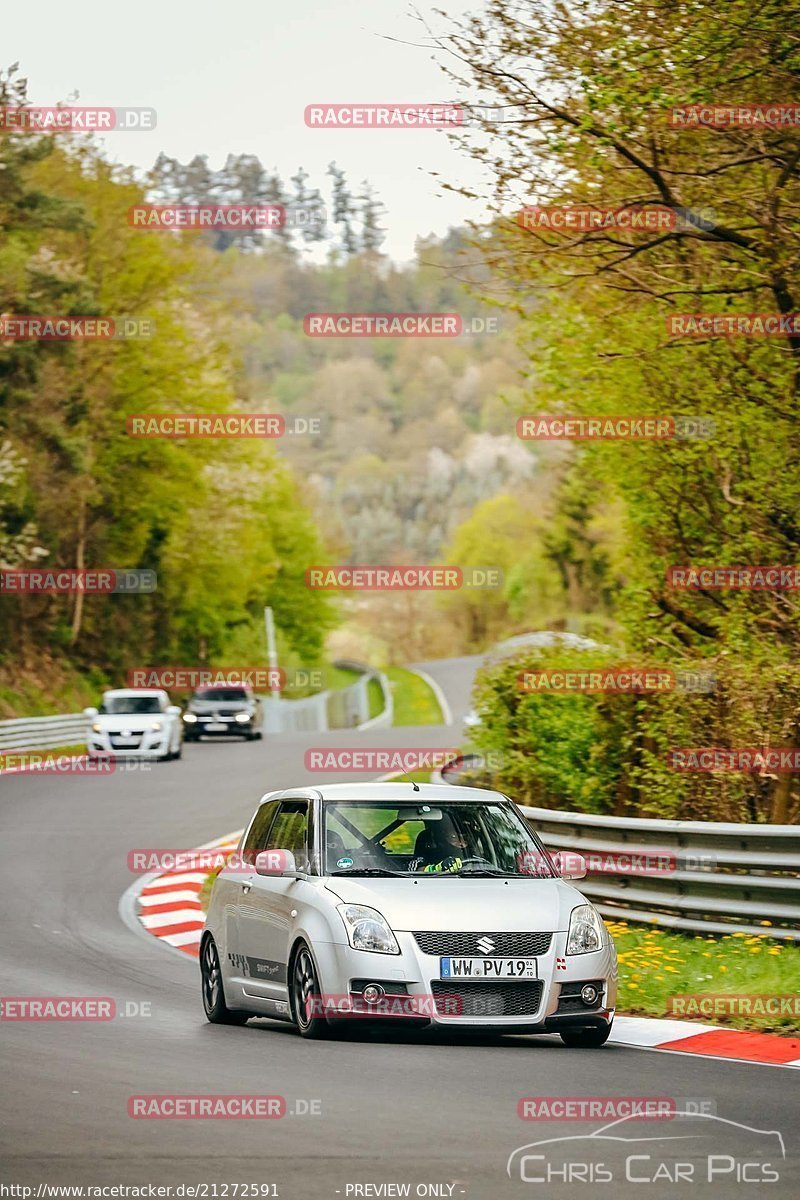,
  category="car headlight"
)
[182,713,197,723]
[566,904,605,955]
[150,721,162,732]
[337,904,399,954]
[234,712,251,723]
[91,723,102,734]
